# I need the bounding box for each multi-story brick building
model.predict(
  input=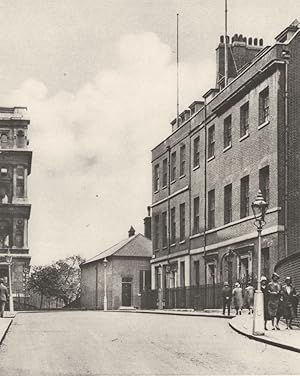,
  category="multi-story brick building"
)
[0,107,32,310]
[150,20,300,308]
